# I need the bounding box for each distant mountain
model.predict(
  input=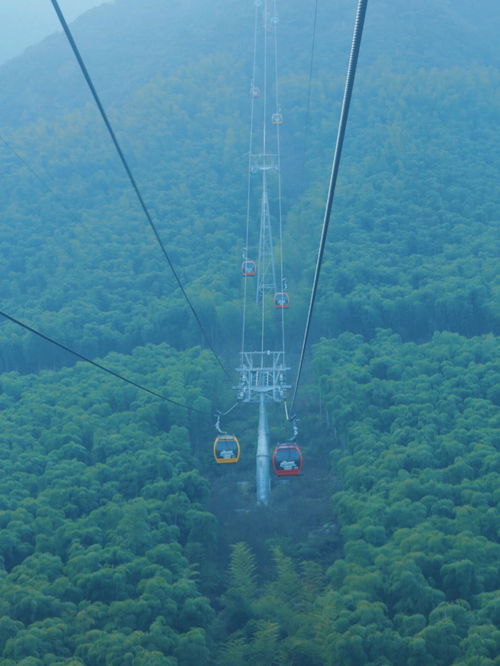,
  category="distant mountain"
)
[0,3,498,664]
[0,0,109,66]
[0,0,498,373]
[1,0,498,128]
